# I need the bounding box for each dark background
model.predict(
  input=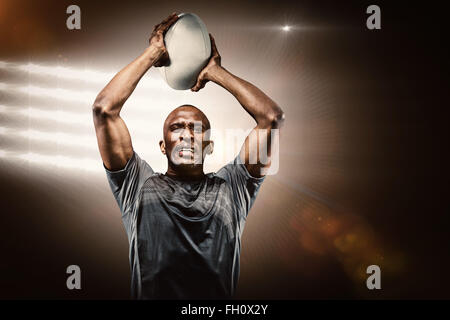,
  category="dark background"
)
[0,0,449,299]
